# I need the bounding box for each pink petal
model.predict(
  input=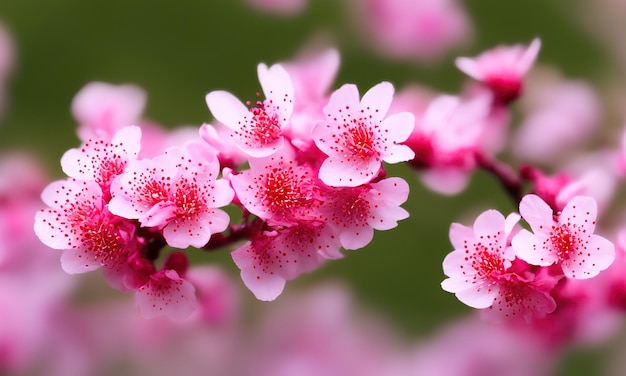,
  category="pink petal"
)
[257,63,294,124]
[323,83,360,120]
[369,205,409,231]
[442,250,476,282]
[339,225,374,250]
[210,179,235,208]
[360,81,393,123]
[318,157,378,187]
[112,125,142,158]
[419,167,471,196]
[370,177,410,206]
[511,229,556,266]
[455,283,498,309]
[163,216,212,249]
[379,111,415,144]
[472,209,505,246]
[239,269,286,301]
[205,90,251,131]
[518,194,554,235]
[517,38,541,75]
[559,195,597,234]
[60,248,101,274]
[455,57,483,80]
[382,144,415,164]
[562,234,615,279]
[448,222,474,251]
